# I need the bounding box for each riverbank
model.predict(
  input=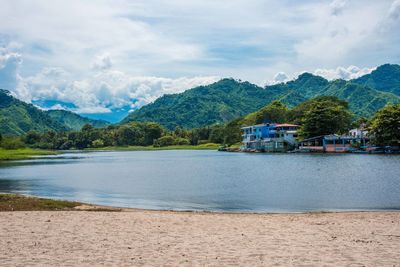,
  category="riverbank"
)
[0,148,58,161]
[0,195,399,266]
